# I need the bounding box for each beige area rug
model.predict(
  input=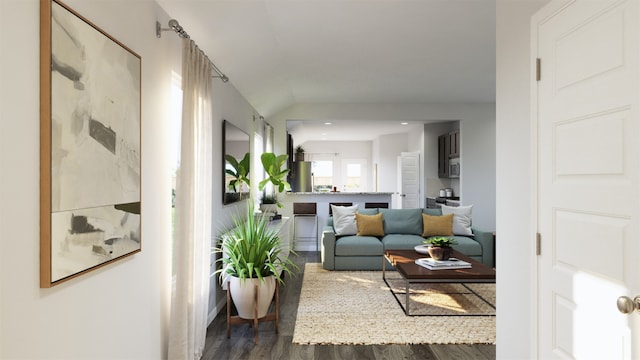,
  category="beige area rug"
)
[292,263,496,345]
